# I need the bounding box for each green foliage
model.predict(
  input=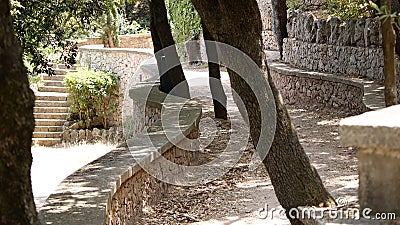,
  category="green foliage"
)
[97,0,123,47]
[323,0,373,19]
[28,74,43,86]
[64,69,120,129]
[287,0,306,10]
[119,18,148,35]
[166,0,202,43]
[125,0,150,29]
[370,1,399,25]
[11,0,134,73]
